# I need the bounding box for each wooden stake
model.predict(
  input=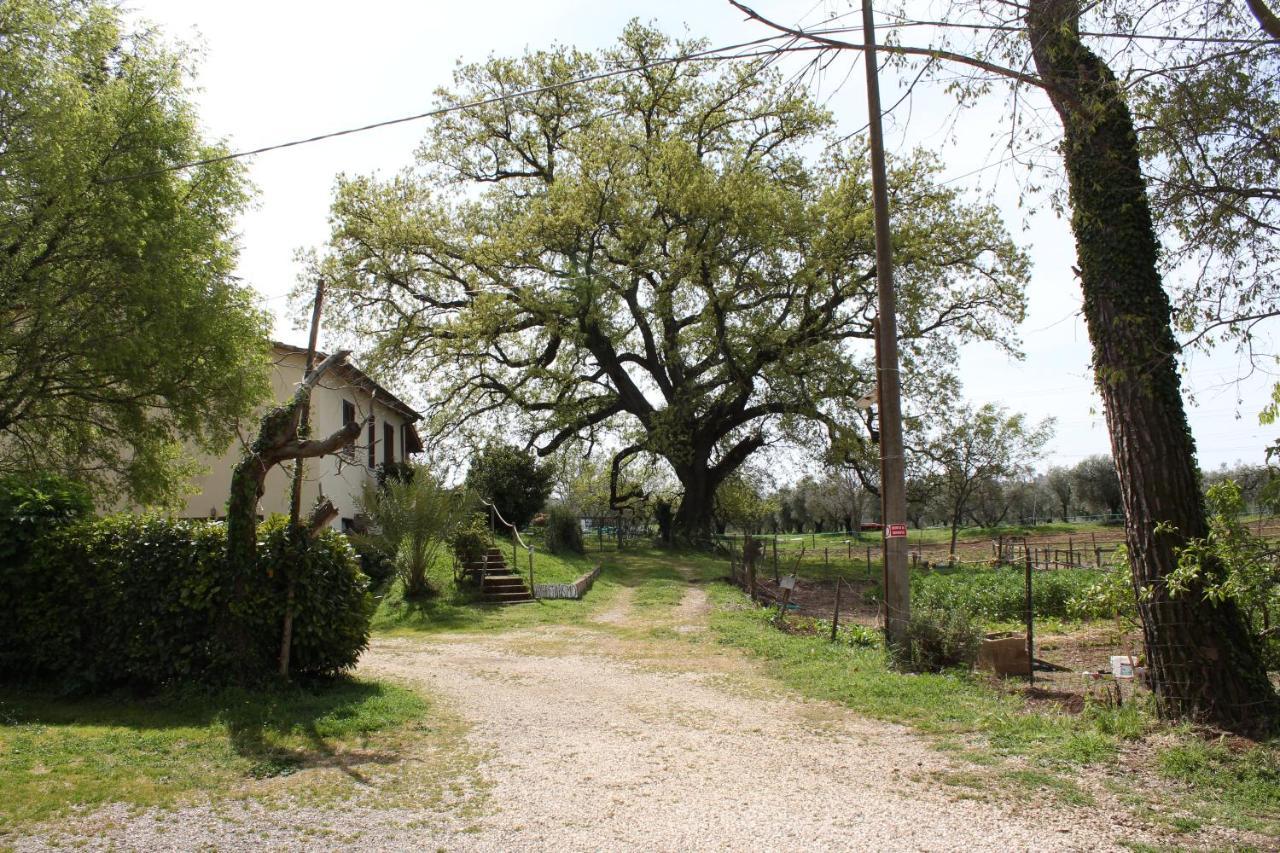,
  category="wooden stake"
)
[831,580,843,641]
[1024,549,1035,685]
